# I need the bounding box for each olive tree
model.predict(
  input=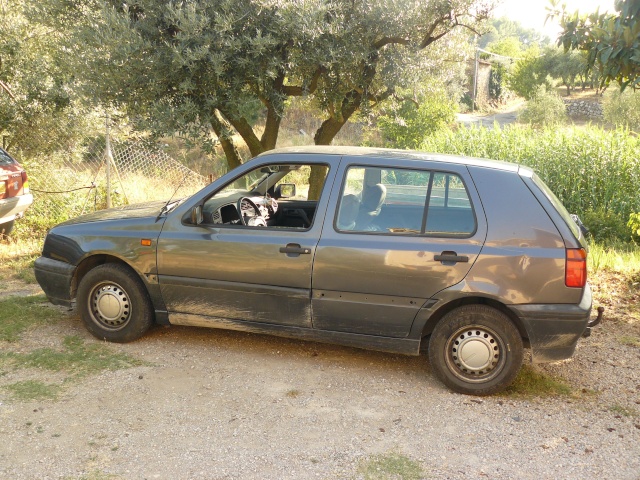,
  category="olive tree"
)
[40,0,491,178]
